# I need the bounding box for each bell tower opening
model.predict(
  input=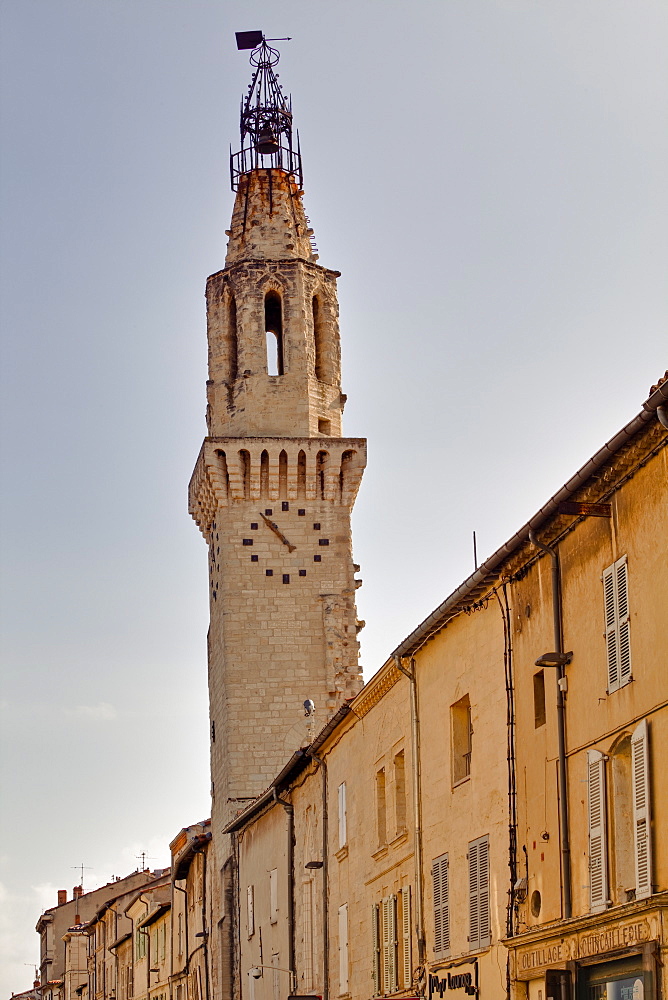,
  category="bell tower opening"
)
[265,291,284,375]
[227,294,238,381]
